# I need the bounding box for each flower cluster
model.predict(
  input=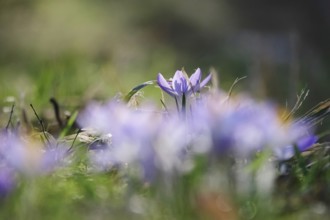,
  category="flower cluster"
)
[0,68,317,198]
[77,68,316,183]
[78,101,190,181]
